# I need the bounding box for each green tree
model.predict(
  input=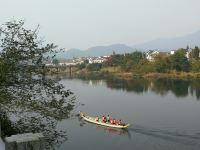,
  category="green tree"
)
[87,63,102,71]
[154,54,171,73]
[121,60,135,72]
[0,20,75,147]
[84,59,89,64]
[110,54,124,66]
[176,48,187,54]
[52,58,59,72]
[171,50,189,71]
[52,58,59,65]
[190,46,200,60]
[125,51,145,63]
[78,63,86,69]
[190,60,200,72]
